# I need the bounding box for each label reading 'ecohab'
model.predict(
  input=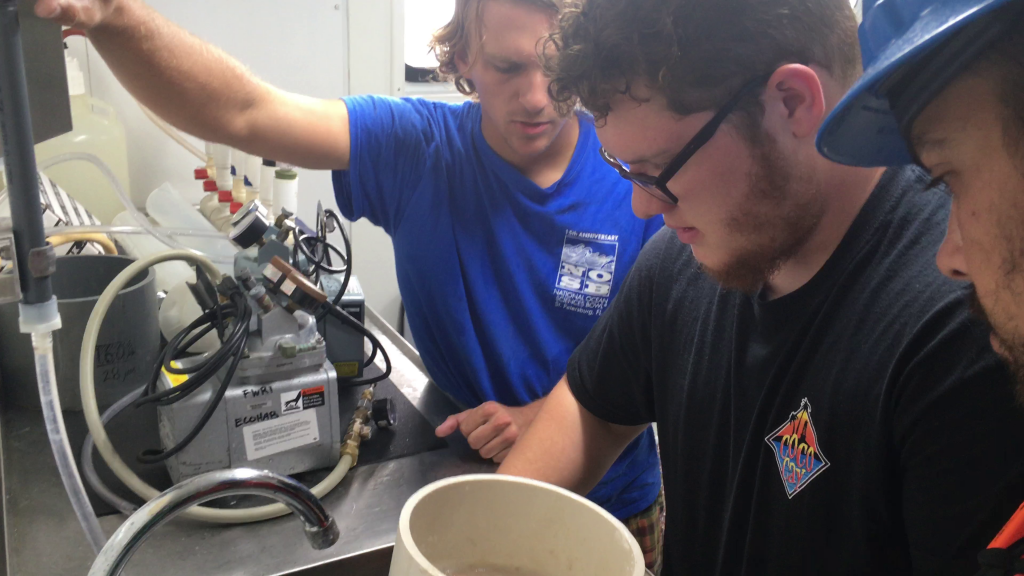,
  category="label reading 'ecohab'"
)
[243,410,319,461]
